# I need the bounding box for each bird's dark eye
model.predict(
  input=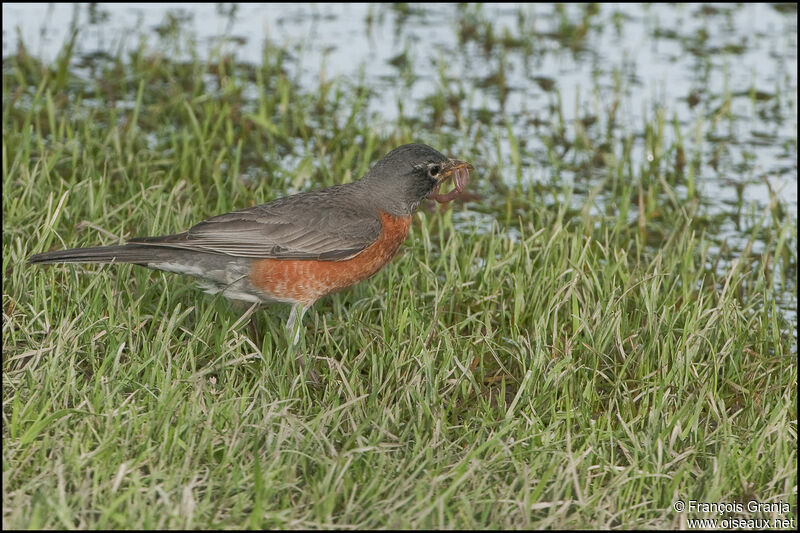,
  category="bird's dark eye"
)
[428,165,441,178]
